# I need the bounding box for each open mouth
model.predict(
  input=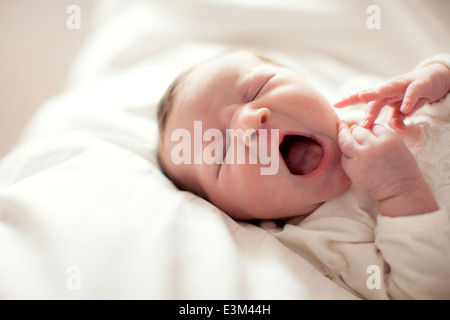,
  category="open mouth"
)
[279,135,323,175]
